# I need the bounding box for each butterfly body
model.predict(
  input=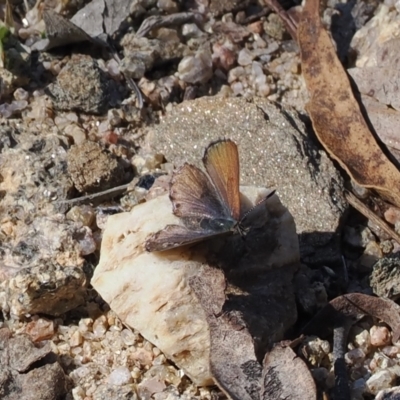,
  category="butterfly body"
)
[145,139,265,252]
